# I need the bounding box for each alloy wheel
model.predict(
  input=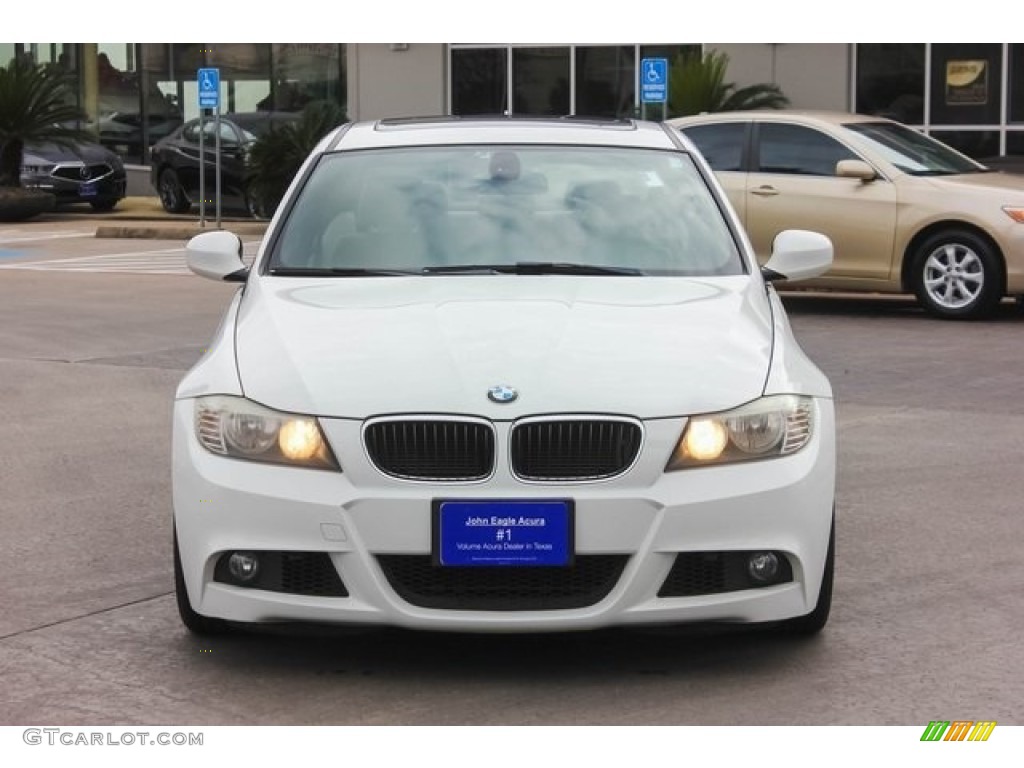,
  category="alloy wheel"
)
[922,242,985,311]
